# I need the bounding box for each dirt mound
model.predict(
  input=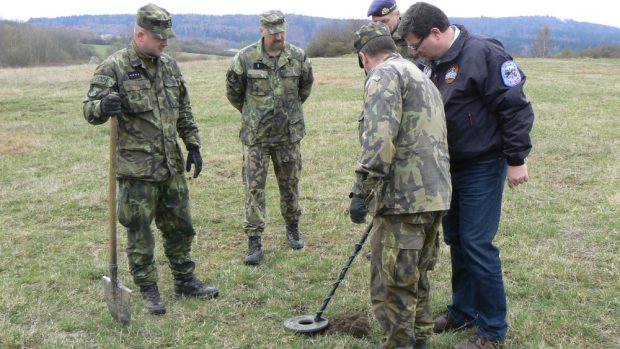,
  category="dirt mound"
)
[325,311,371,338]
